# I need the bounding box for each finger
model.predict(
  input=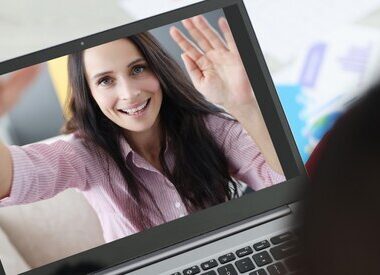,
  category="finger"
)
[169,26,203,61]
[192,15,227,50]
[0,78,4,94]
[181,53,203,85]
[181,18,213,52]
[6,65,41,94]
[218,17,239,53]
[0,65,40,115]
